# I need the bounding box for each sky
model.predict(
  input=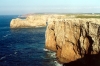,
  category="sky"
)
[0,0,100,15]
